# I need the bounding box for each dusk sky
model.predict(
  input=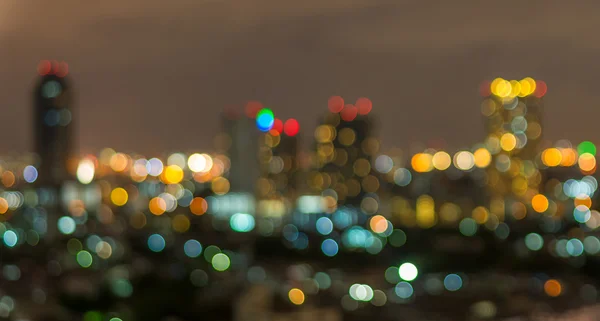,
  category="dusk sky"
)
[1,1,599,156]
